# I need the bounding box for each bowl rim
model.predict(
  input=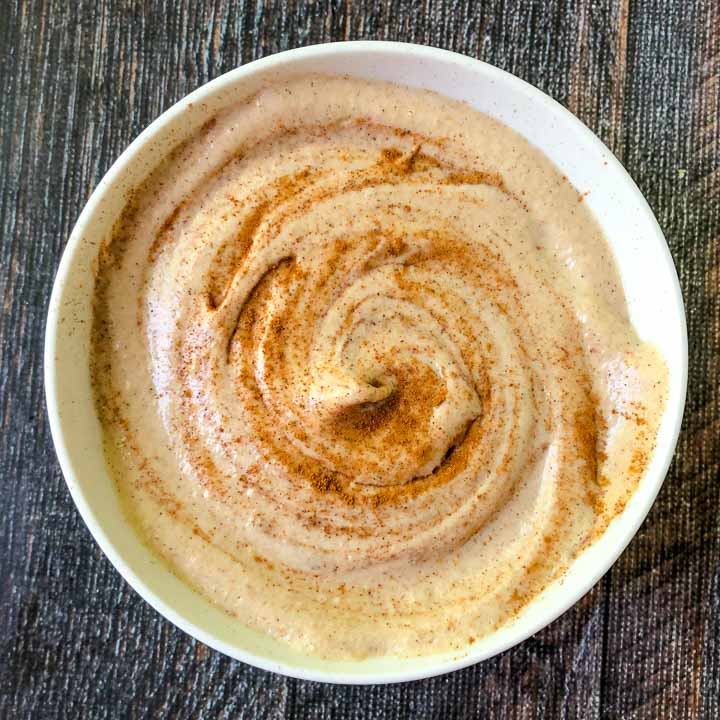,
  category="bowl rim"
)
[45,40,688,685]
